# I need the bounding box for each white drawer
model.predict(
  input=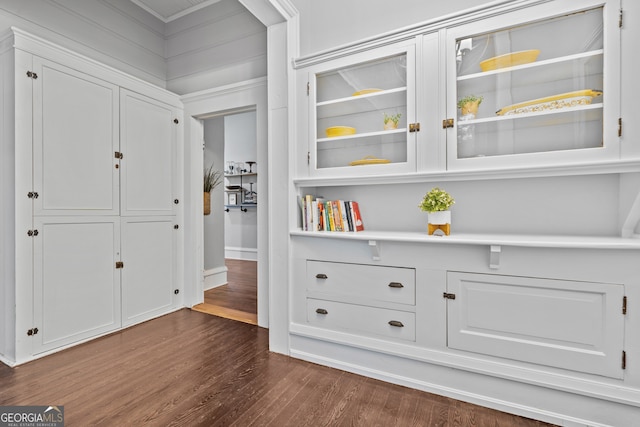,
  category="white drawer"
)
[307,298,416,341]
[306,260,415,305]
